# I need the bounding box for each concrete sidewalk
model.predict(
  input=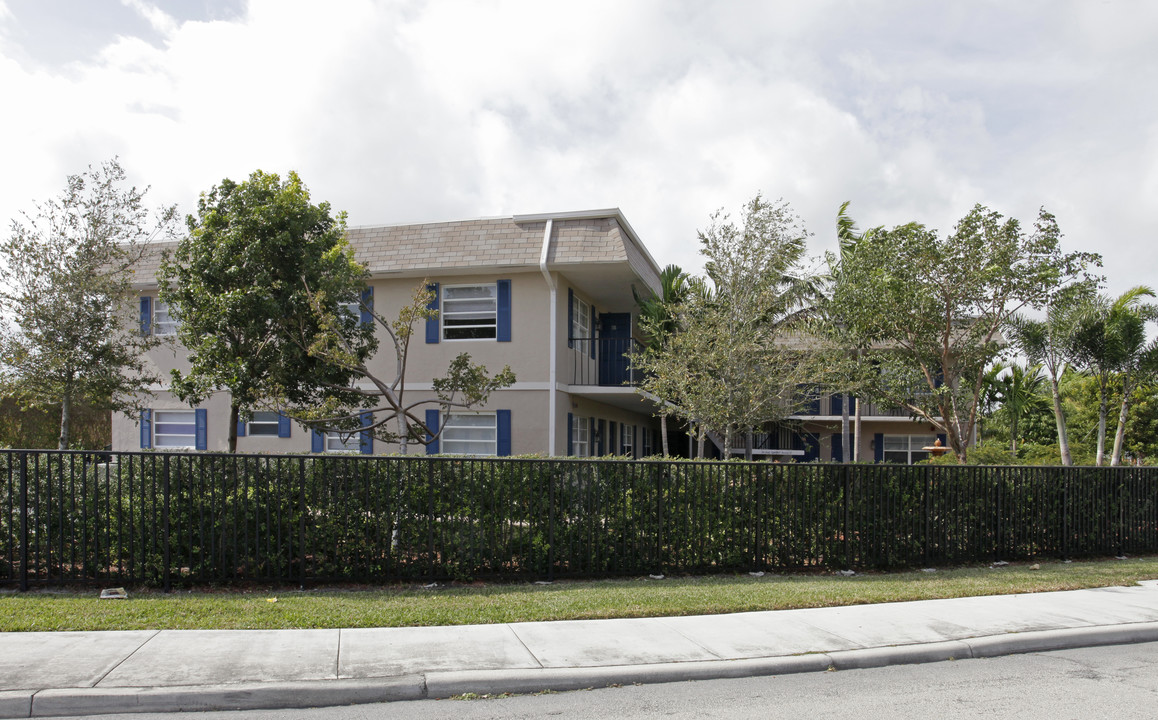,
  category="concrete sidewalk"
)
[3,582,1158,718]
